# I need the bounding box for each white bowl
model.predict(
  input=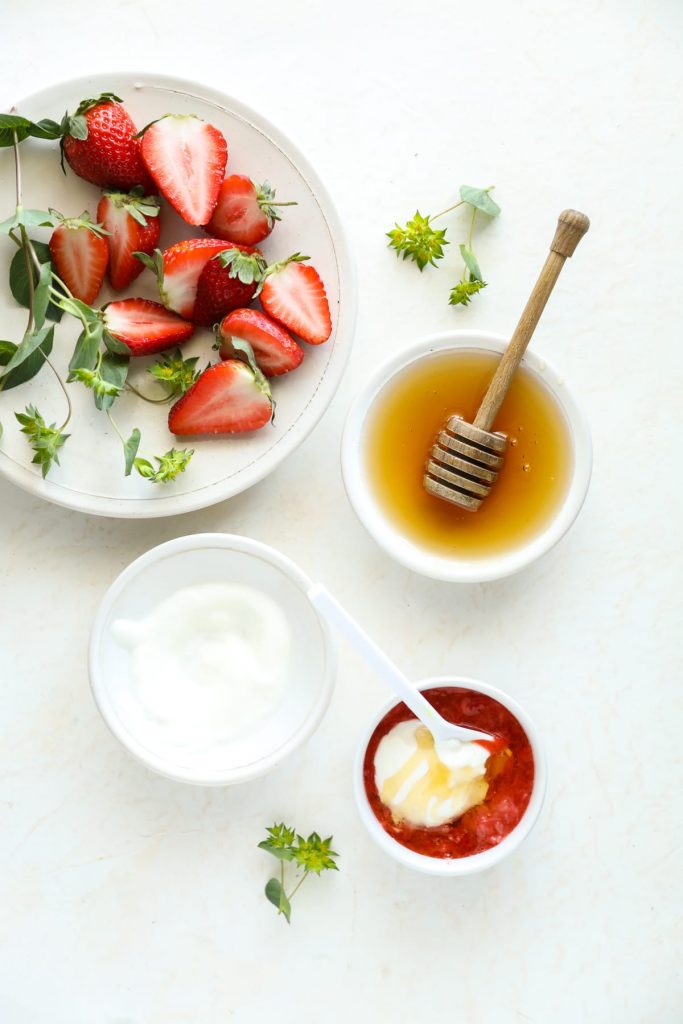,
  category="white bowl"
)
[89,534,335,784]
[353,676,546,876]
[342,331,592,582]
